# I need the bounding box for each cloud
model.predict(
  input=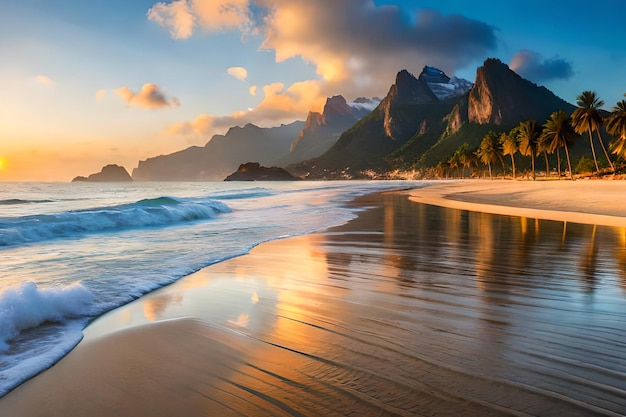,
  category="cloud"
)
[114,83,180,109]
[509,50,574,83]
[147,0,195,40]
[147,0,250,39]
[95,89,106,101]
[227,66,248,81]
[166,113,215,135]
[166,79,326,136]
[249,85,257,96]
[34,75,54,86]
[148,1,497,98]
